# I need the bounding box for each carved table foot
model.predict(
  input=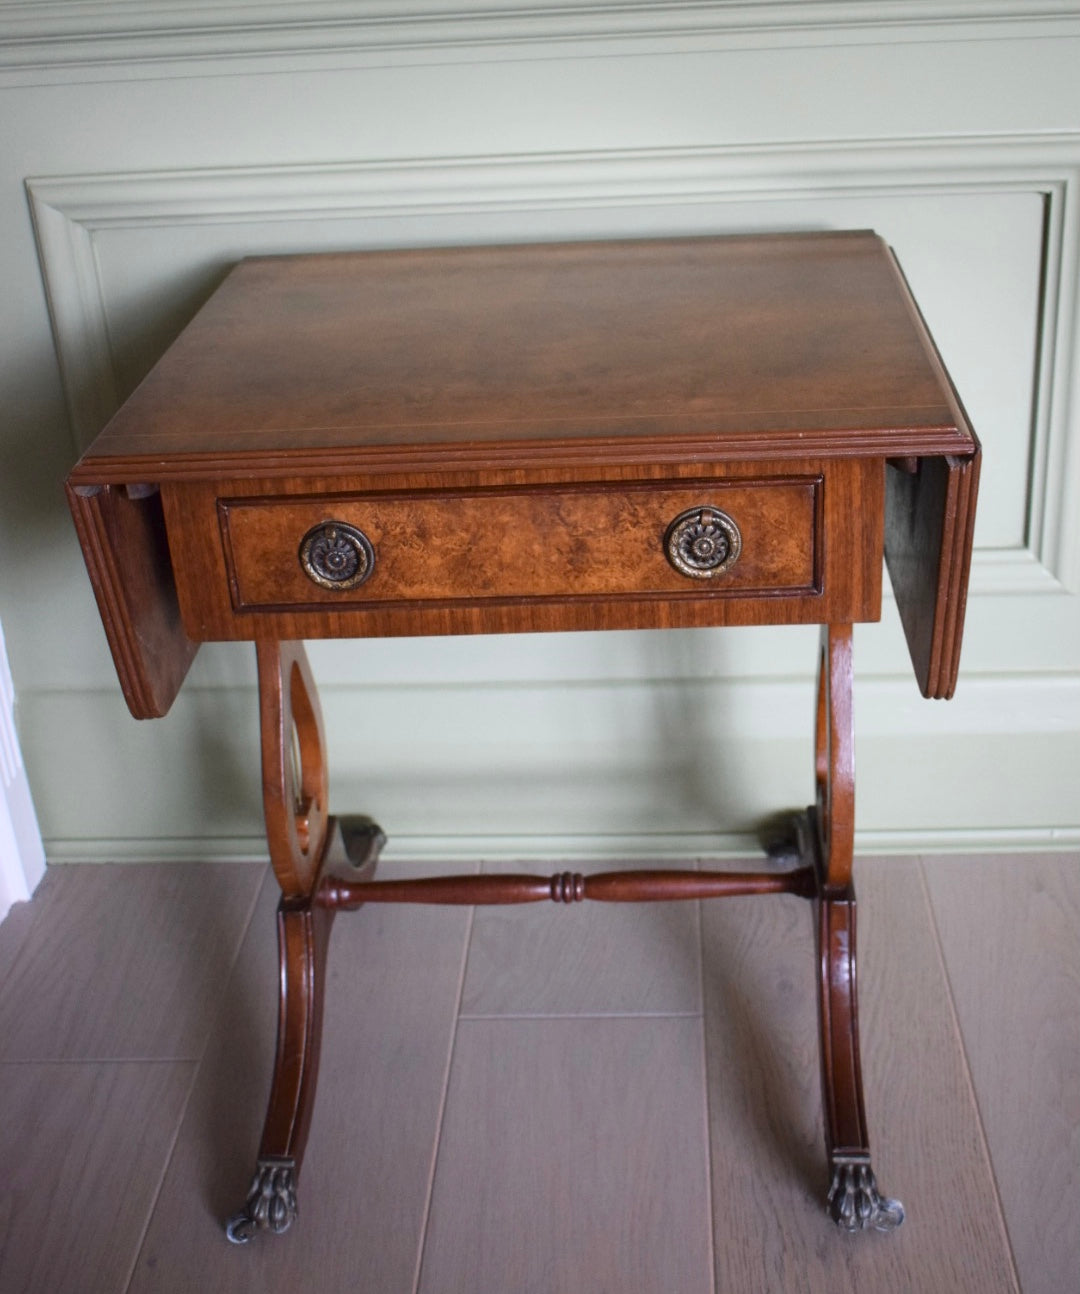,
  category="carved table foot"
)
[225,1158,299,1244]
[827,1154,905,1233]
